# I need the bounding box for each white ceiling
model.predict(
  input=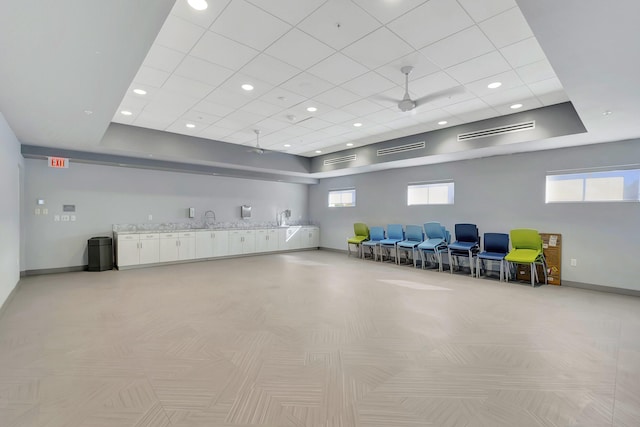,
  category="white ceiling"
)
[111,0,569,156]
[2,0,640,173]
